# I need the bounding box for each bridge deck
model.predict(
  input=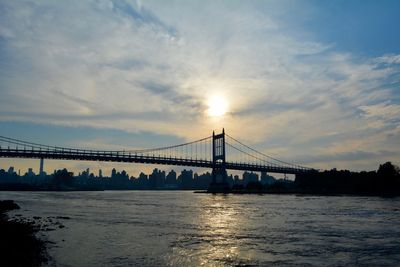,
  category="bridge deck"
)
[0,148,313,175]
